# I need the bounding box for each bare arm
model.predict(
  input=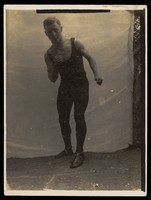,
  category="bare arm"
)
[44,51,58,83]
[75,40,103,85]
